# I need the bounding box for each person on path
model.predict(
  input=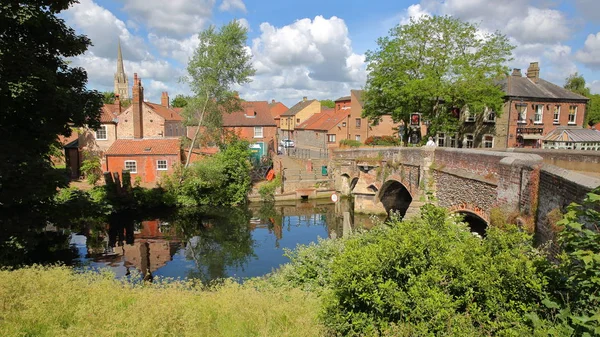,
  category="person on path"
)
[426,137,436,147]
